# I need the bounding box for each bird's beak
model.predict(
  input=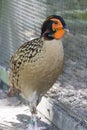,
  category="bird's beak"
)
[64,26,69,32]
